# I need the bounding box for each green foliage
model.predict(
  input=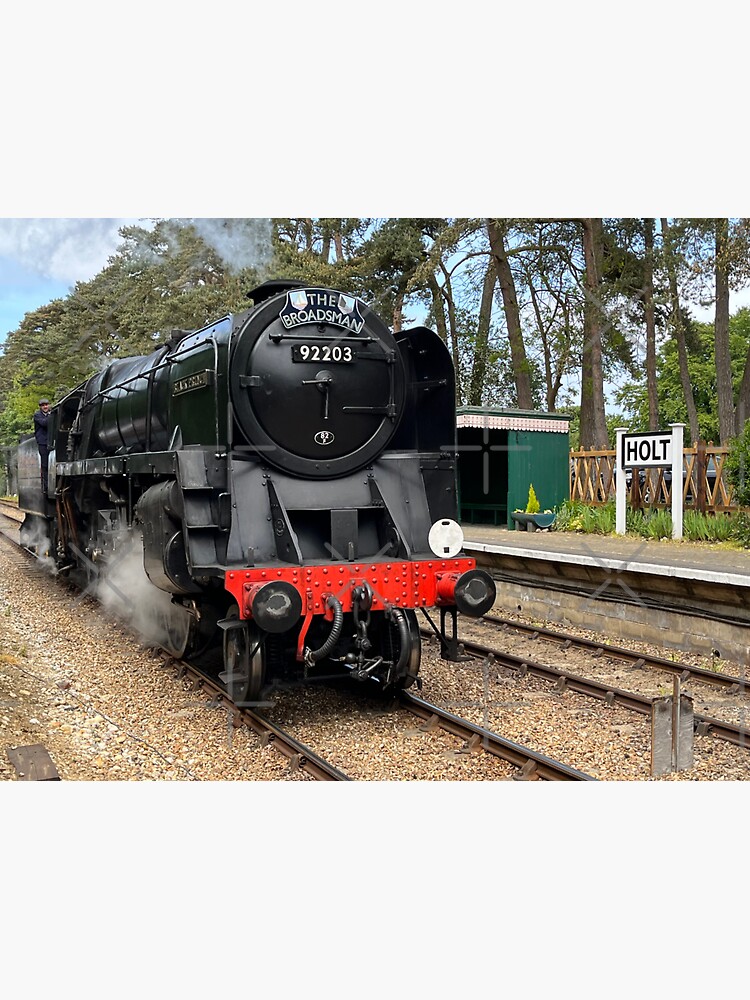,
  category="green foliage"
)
[551,499,582,530]
[0,383,53,444]
[682,510,712,541]
[725,418,750,506]
[0,220,272,446]
[525,484,540,513]
[585,503,615,533]
[705,513,734,542]
[561,407,580,450]
[689,511,733,542]
[643,510,673,539]
[731,512,750,547]
[626,508,648,535]
[552,500,614,533]
[273,217,371,292]
[4,215,750,466]
[616,309,750,441]
[554,502,745,545]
